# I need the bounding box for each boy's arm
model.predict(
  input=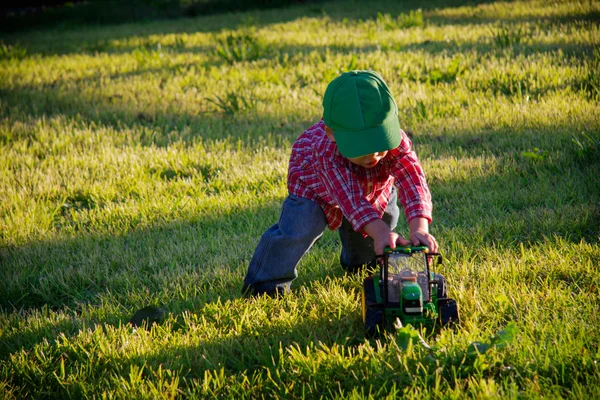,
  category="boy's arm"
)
[364,219,410,255]
[391,131,433,224]
[364,217,438,255]
[408,217,438,252]
[386,131,436,252]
